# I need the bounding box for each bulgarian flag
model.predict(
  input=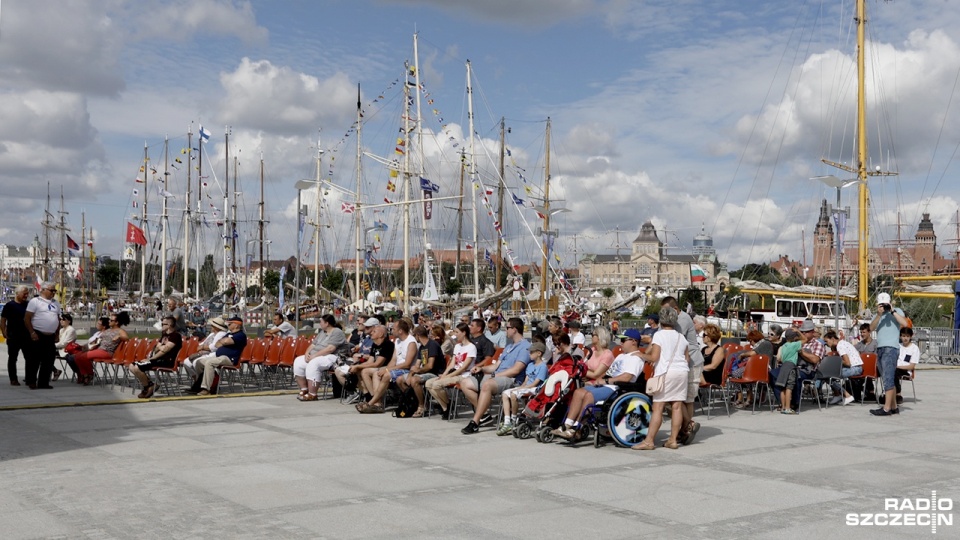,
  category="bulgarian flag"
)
[691,264,707,282]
